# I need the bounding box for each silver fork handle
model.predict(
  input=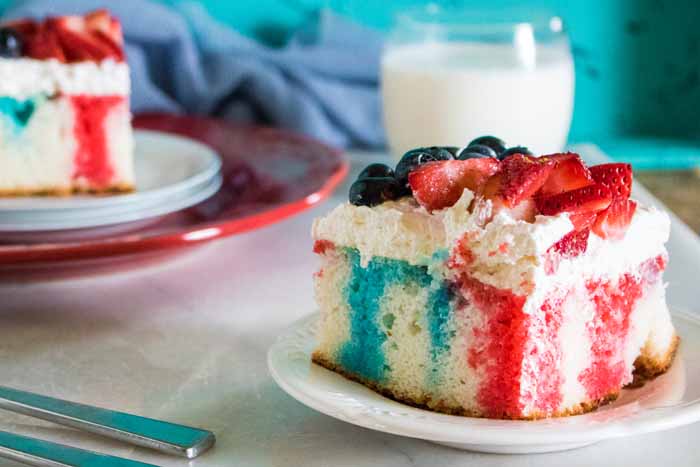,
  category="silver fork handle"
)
[0,429,159,467]
[0,386,215,459]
